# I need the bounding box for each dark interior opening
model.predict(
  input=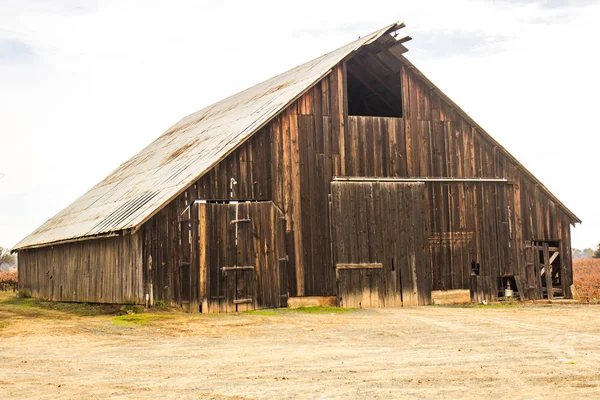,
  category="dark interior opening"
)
[346,53,403,117]
[471,260,480,276]
[497,276,519,299]
[535,240,563,298]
